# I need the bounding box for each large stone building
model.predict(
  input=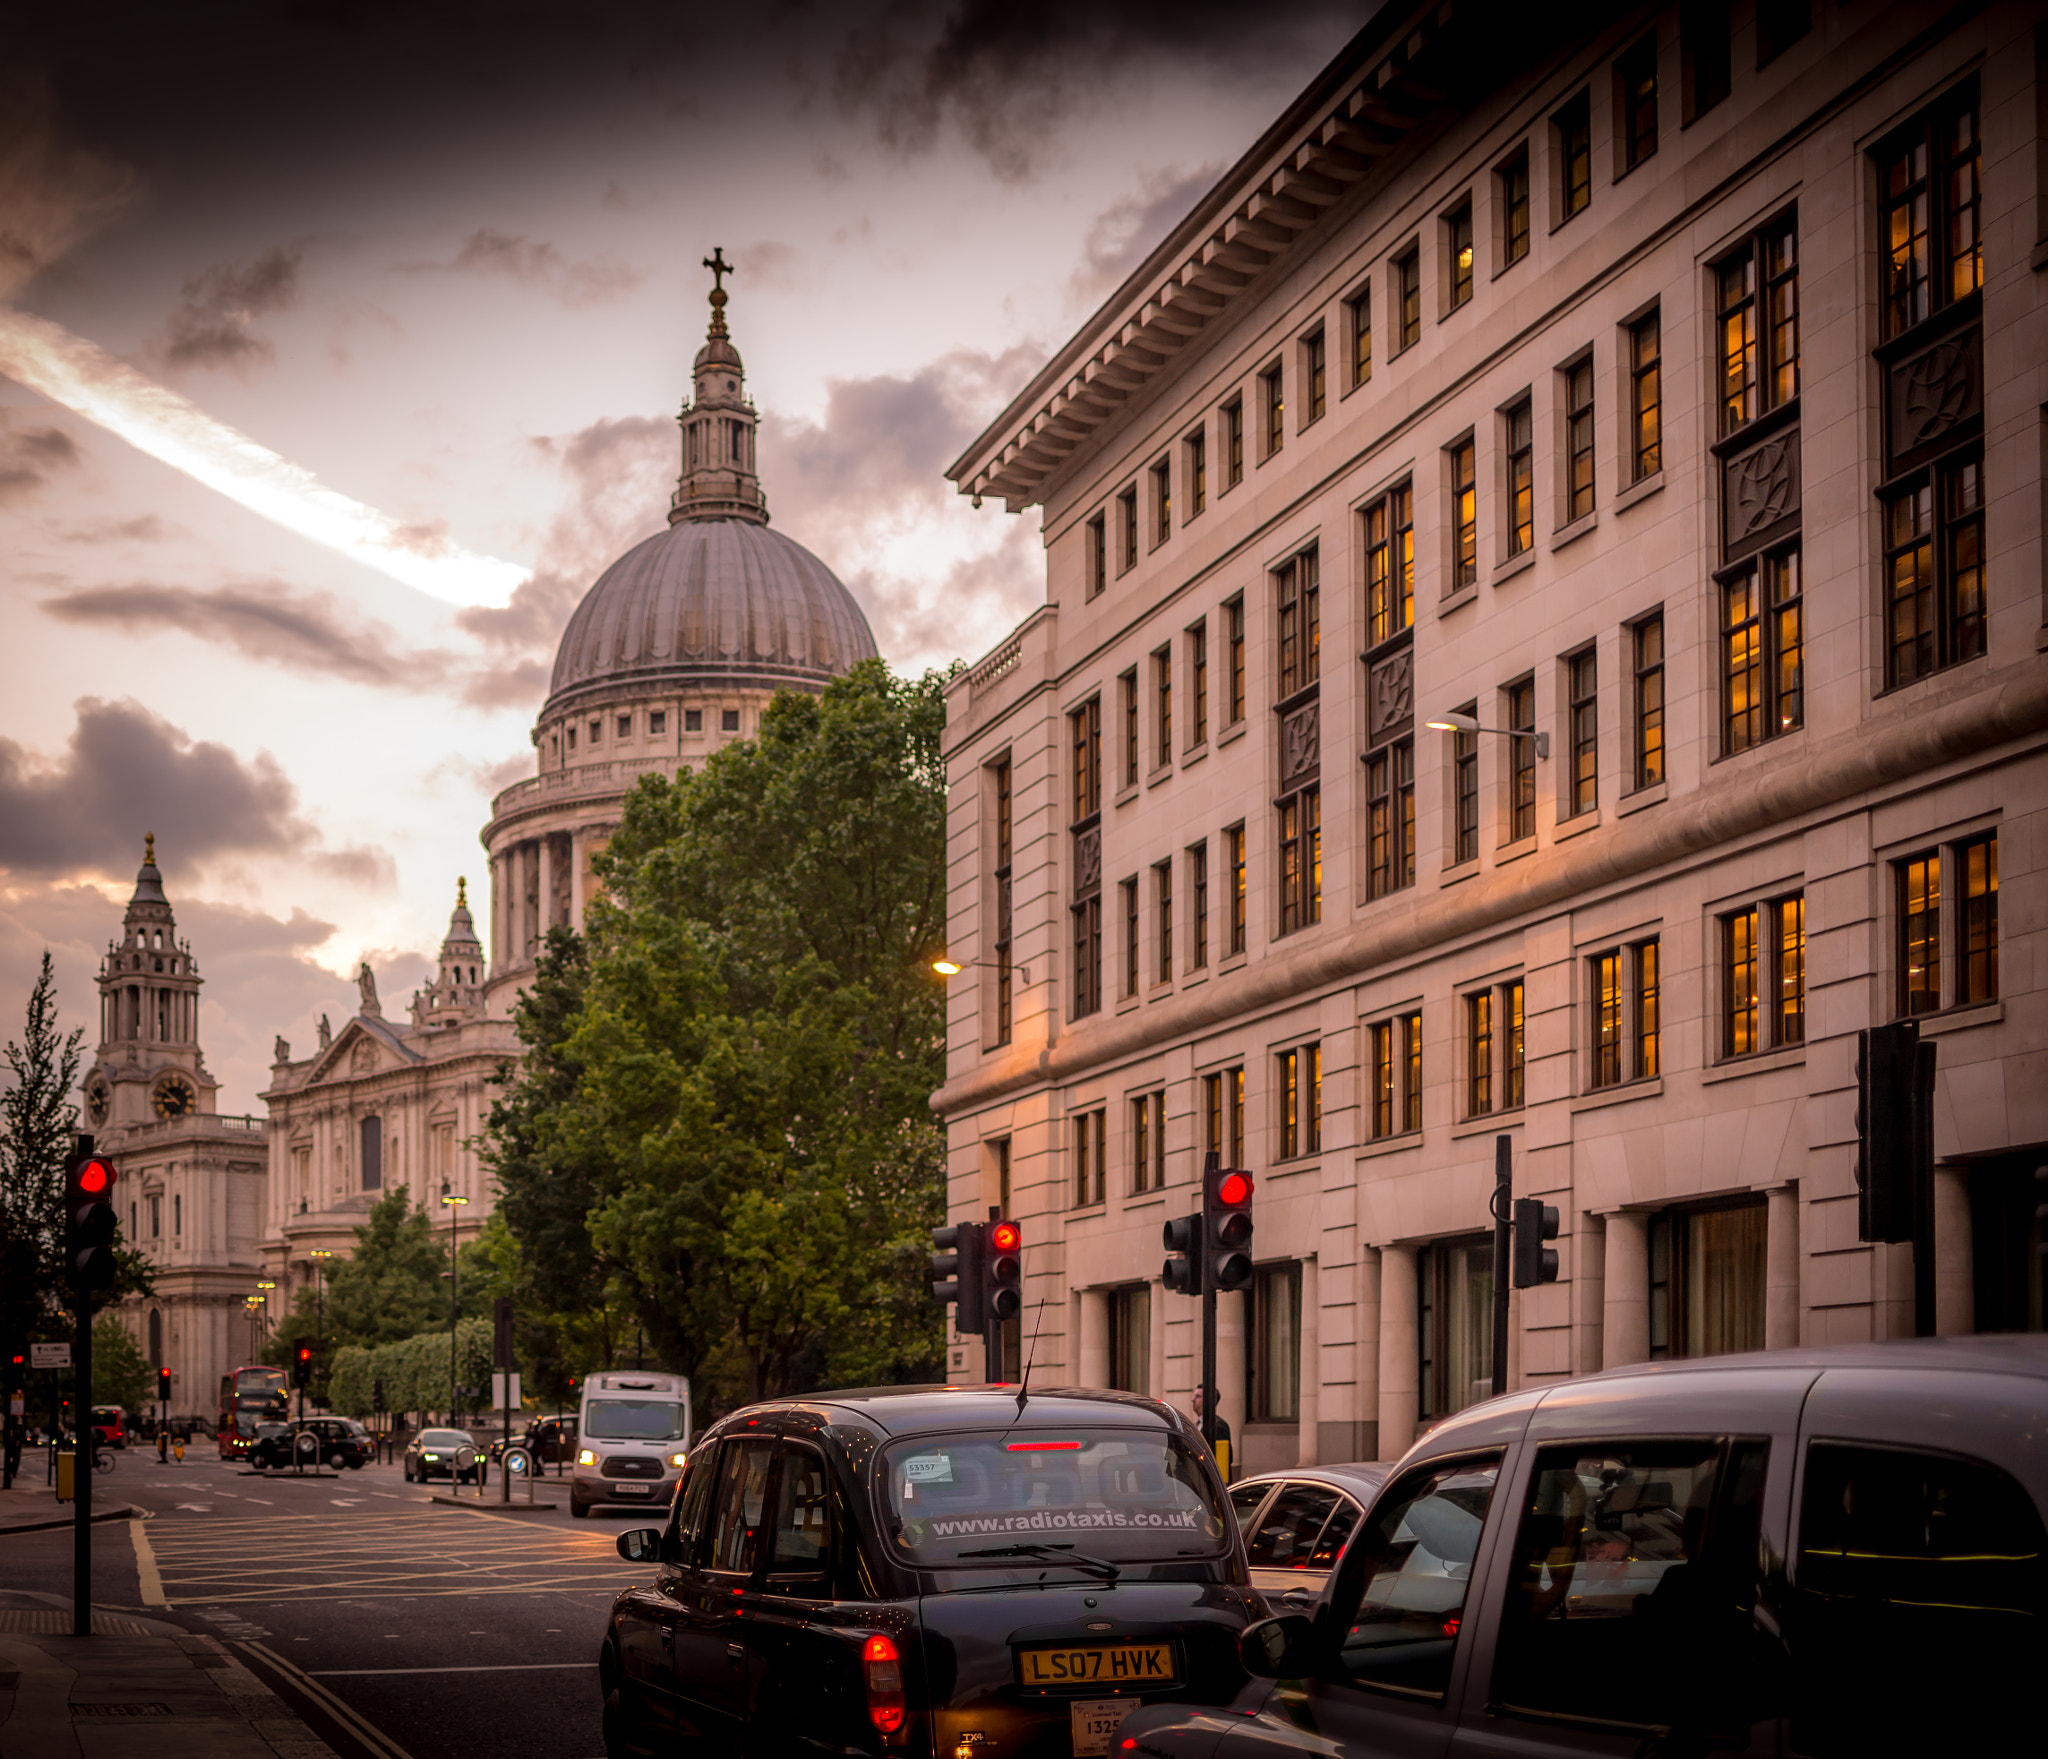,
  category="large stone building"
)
[256,269,880,1313]
[935,0,2046,1476]
[90,838,269,1416]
